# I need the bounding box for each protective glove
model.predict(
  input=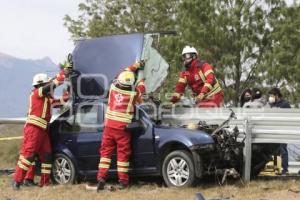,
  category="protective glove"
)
[133,60,145,70]
[136,79,146,94]
[55,70,65,82]
[195,93,205,103]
